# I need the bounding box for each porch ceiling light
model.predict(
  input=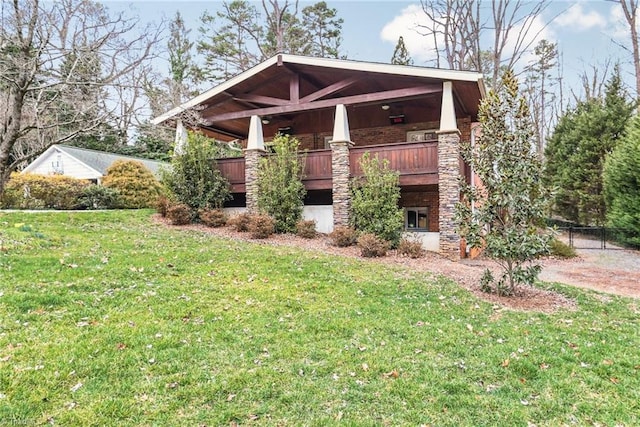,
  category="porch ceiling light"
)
[381,104,390,110]
[261,117,270,125]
